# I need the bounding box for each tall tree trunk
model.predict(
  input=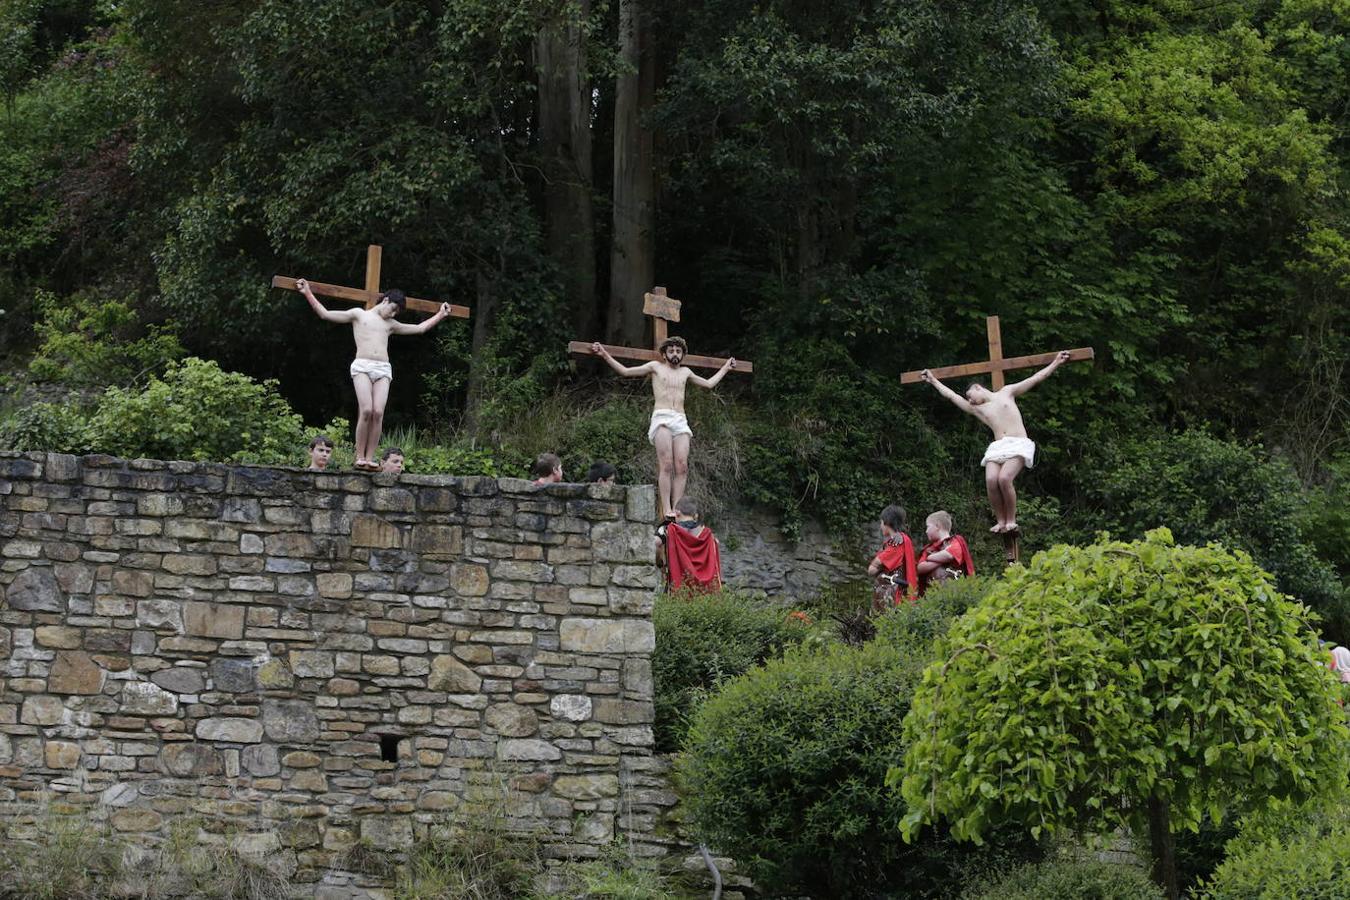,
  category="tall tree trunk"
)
[535,0,597,338]
[463,265,497,434]
[607,0,655,347]
[1147,793,1180,900]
